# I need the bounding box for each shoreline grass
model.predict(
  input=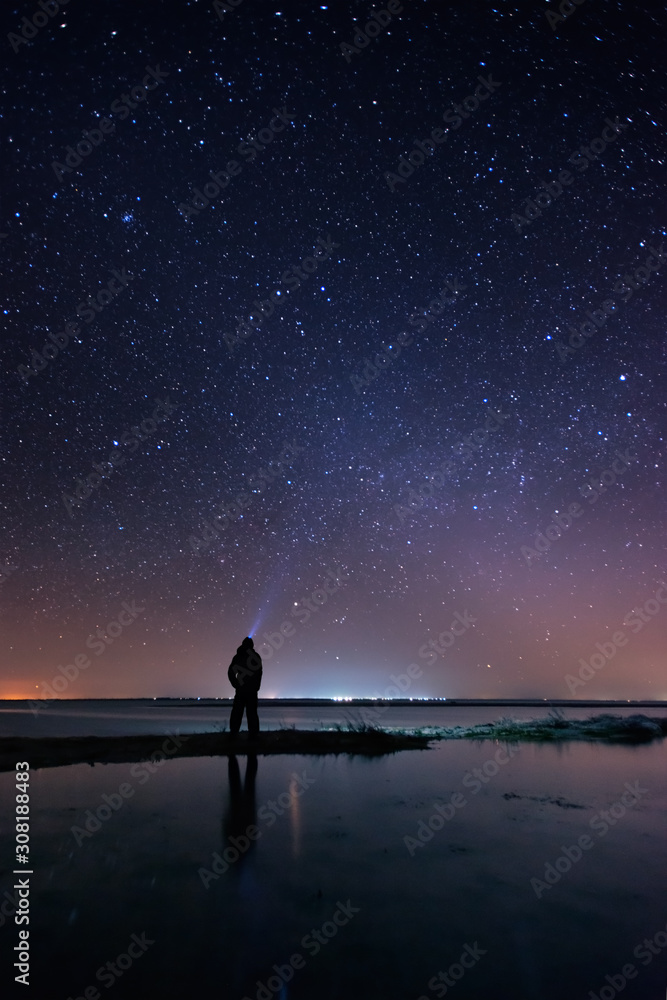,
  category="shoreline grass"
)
[390,712,667,744]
